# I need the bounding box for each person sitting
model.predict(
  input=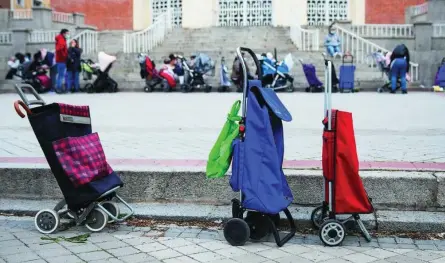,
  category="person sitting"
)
[5,55,20,79]
[36,49,56,90]
[389,44,410,94]
[324,27,342,58]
